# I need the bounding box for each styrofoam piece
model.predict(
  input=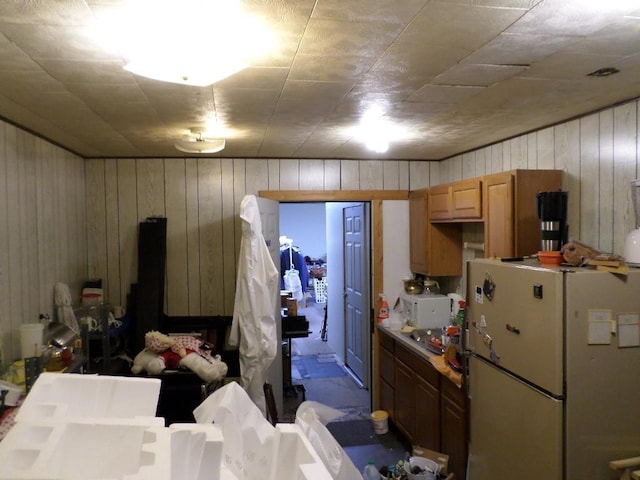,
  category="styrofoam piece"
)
[274,424,333,480]
[0,420,170,480]
[17,372,161,422]
[170,423,224,480]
